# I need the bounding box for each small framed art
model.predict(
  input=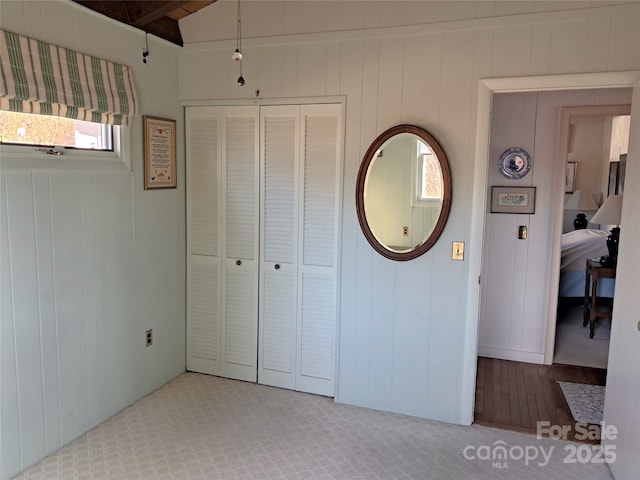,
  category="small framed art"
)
[143,115,177,190]
[490,186,536,214]
[565,162,576,193]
